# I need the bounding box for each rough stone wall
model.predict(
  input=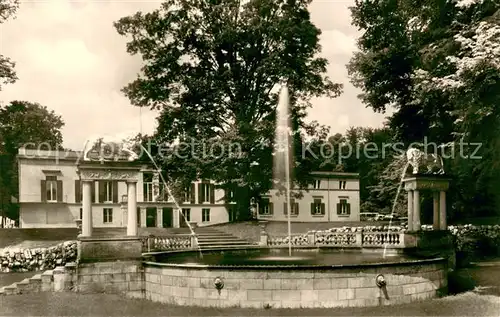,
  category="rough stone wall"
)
[144,262,447,308]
